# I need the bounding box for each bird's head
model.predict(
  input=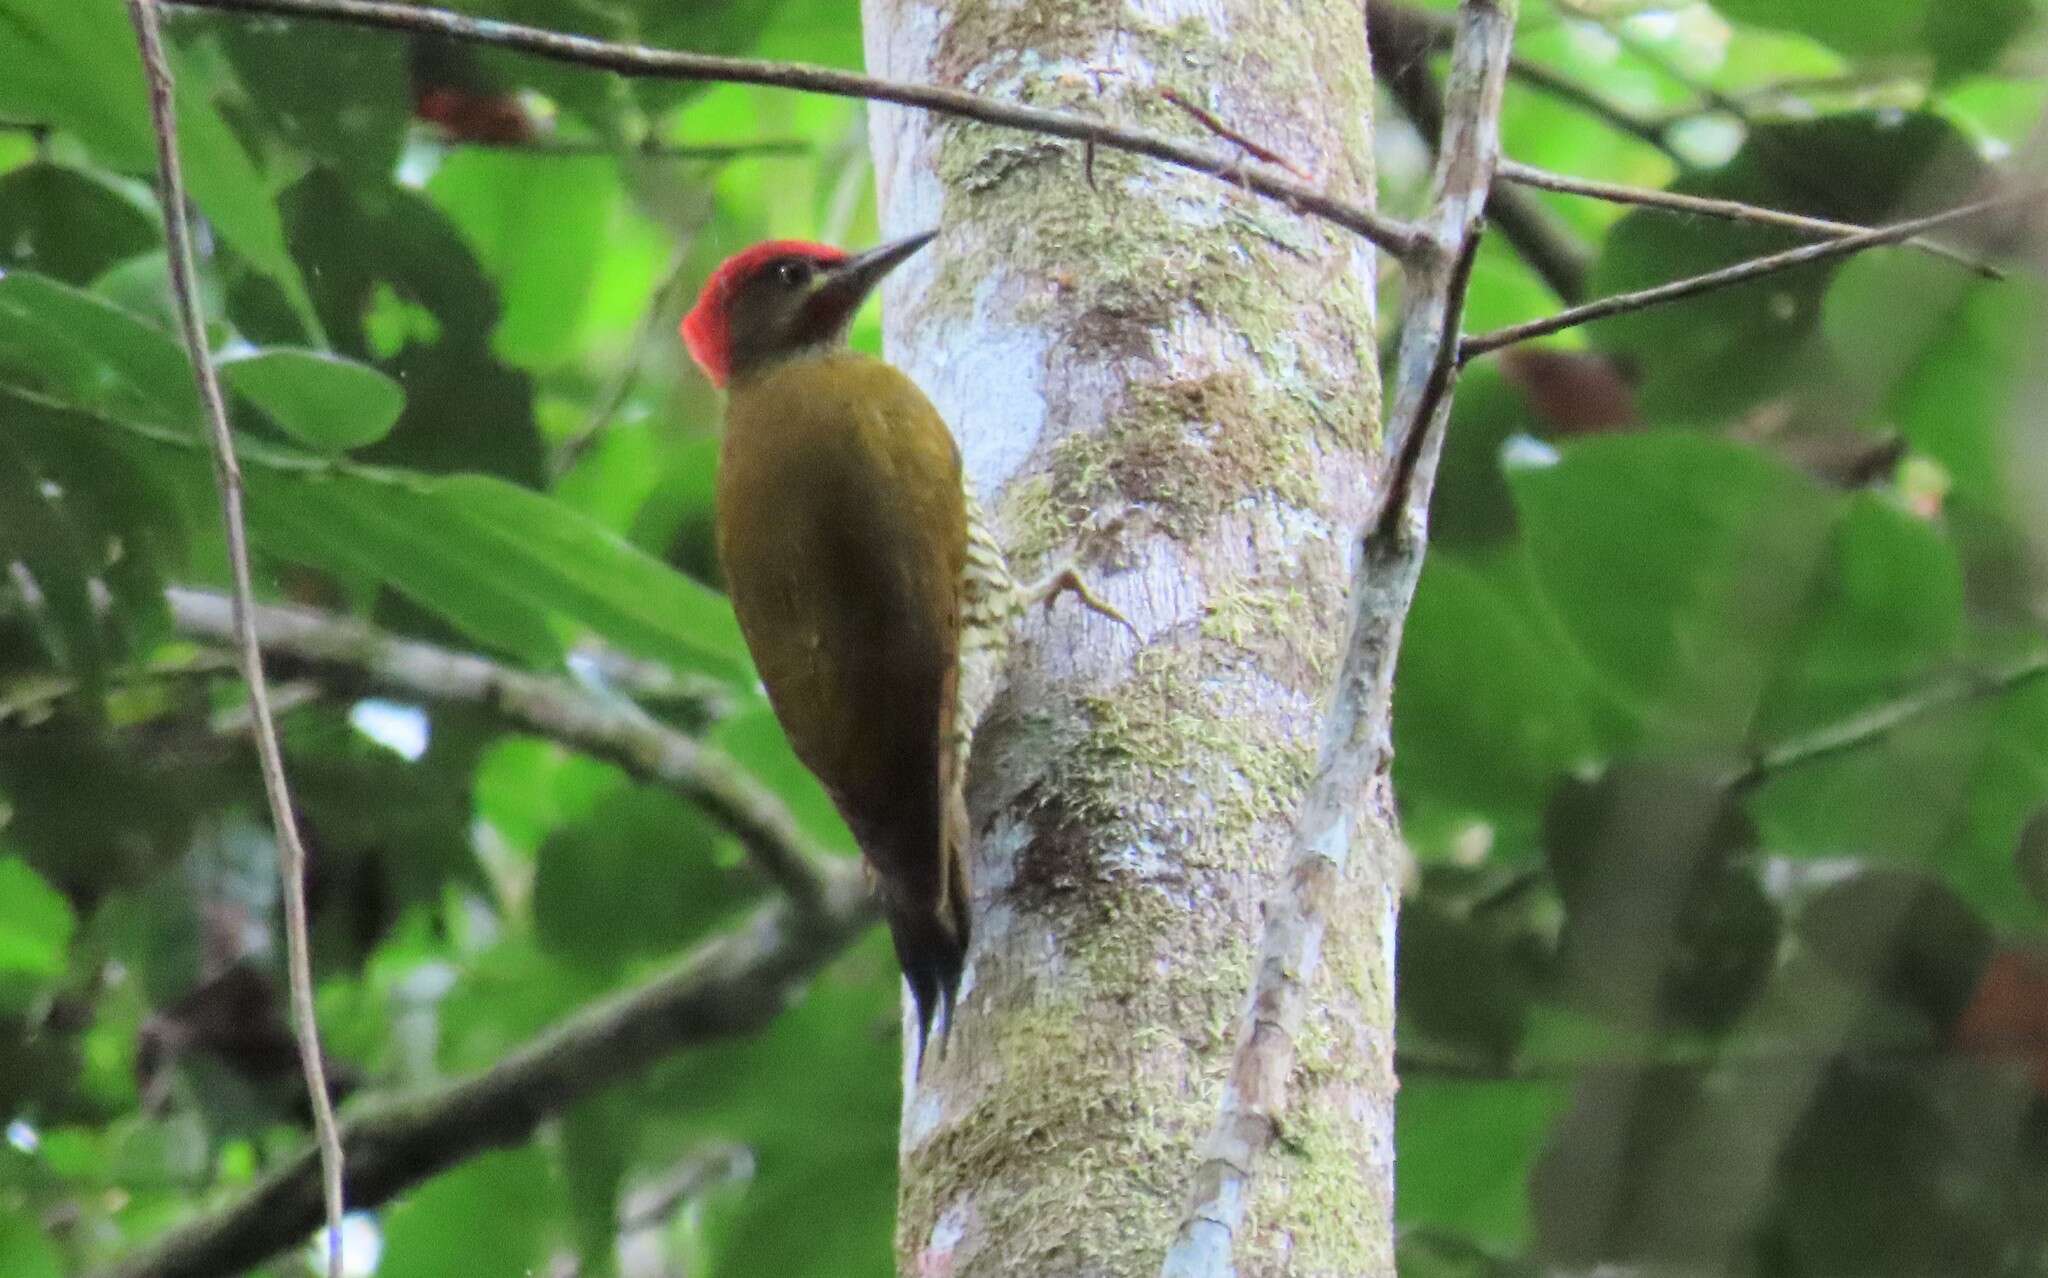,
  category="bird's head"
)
[681,230,936,388]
